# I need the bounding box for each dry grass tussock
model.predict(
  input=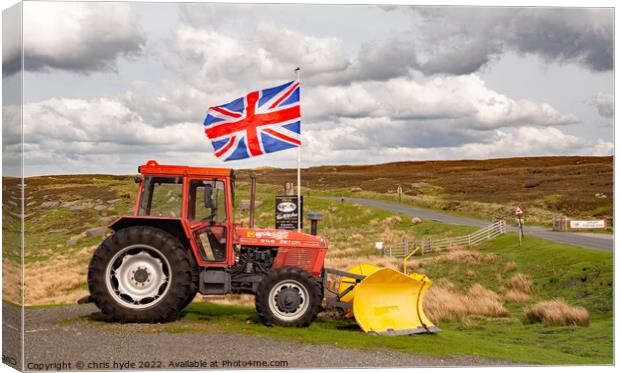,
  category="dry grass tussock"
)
[424,279,508,323]
[379,227,407,243]
[427,249,499,265]
[405,260,424,273]
[505,273,533,293]
[2,260,22,304]
[504,261,518,272]
[206,294,254,307]
[382,216,402,226]
[503,289,531,302]
[324,255,401,271]
[327,247,362,258]
[23,245,97,305]
[347,234,364,243]
[524,299,589,326]
[502,273,533,302]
